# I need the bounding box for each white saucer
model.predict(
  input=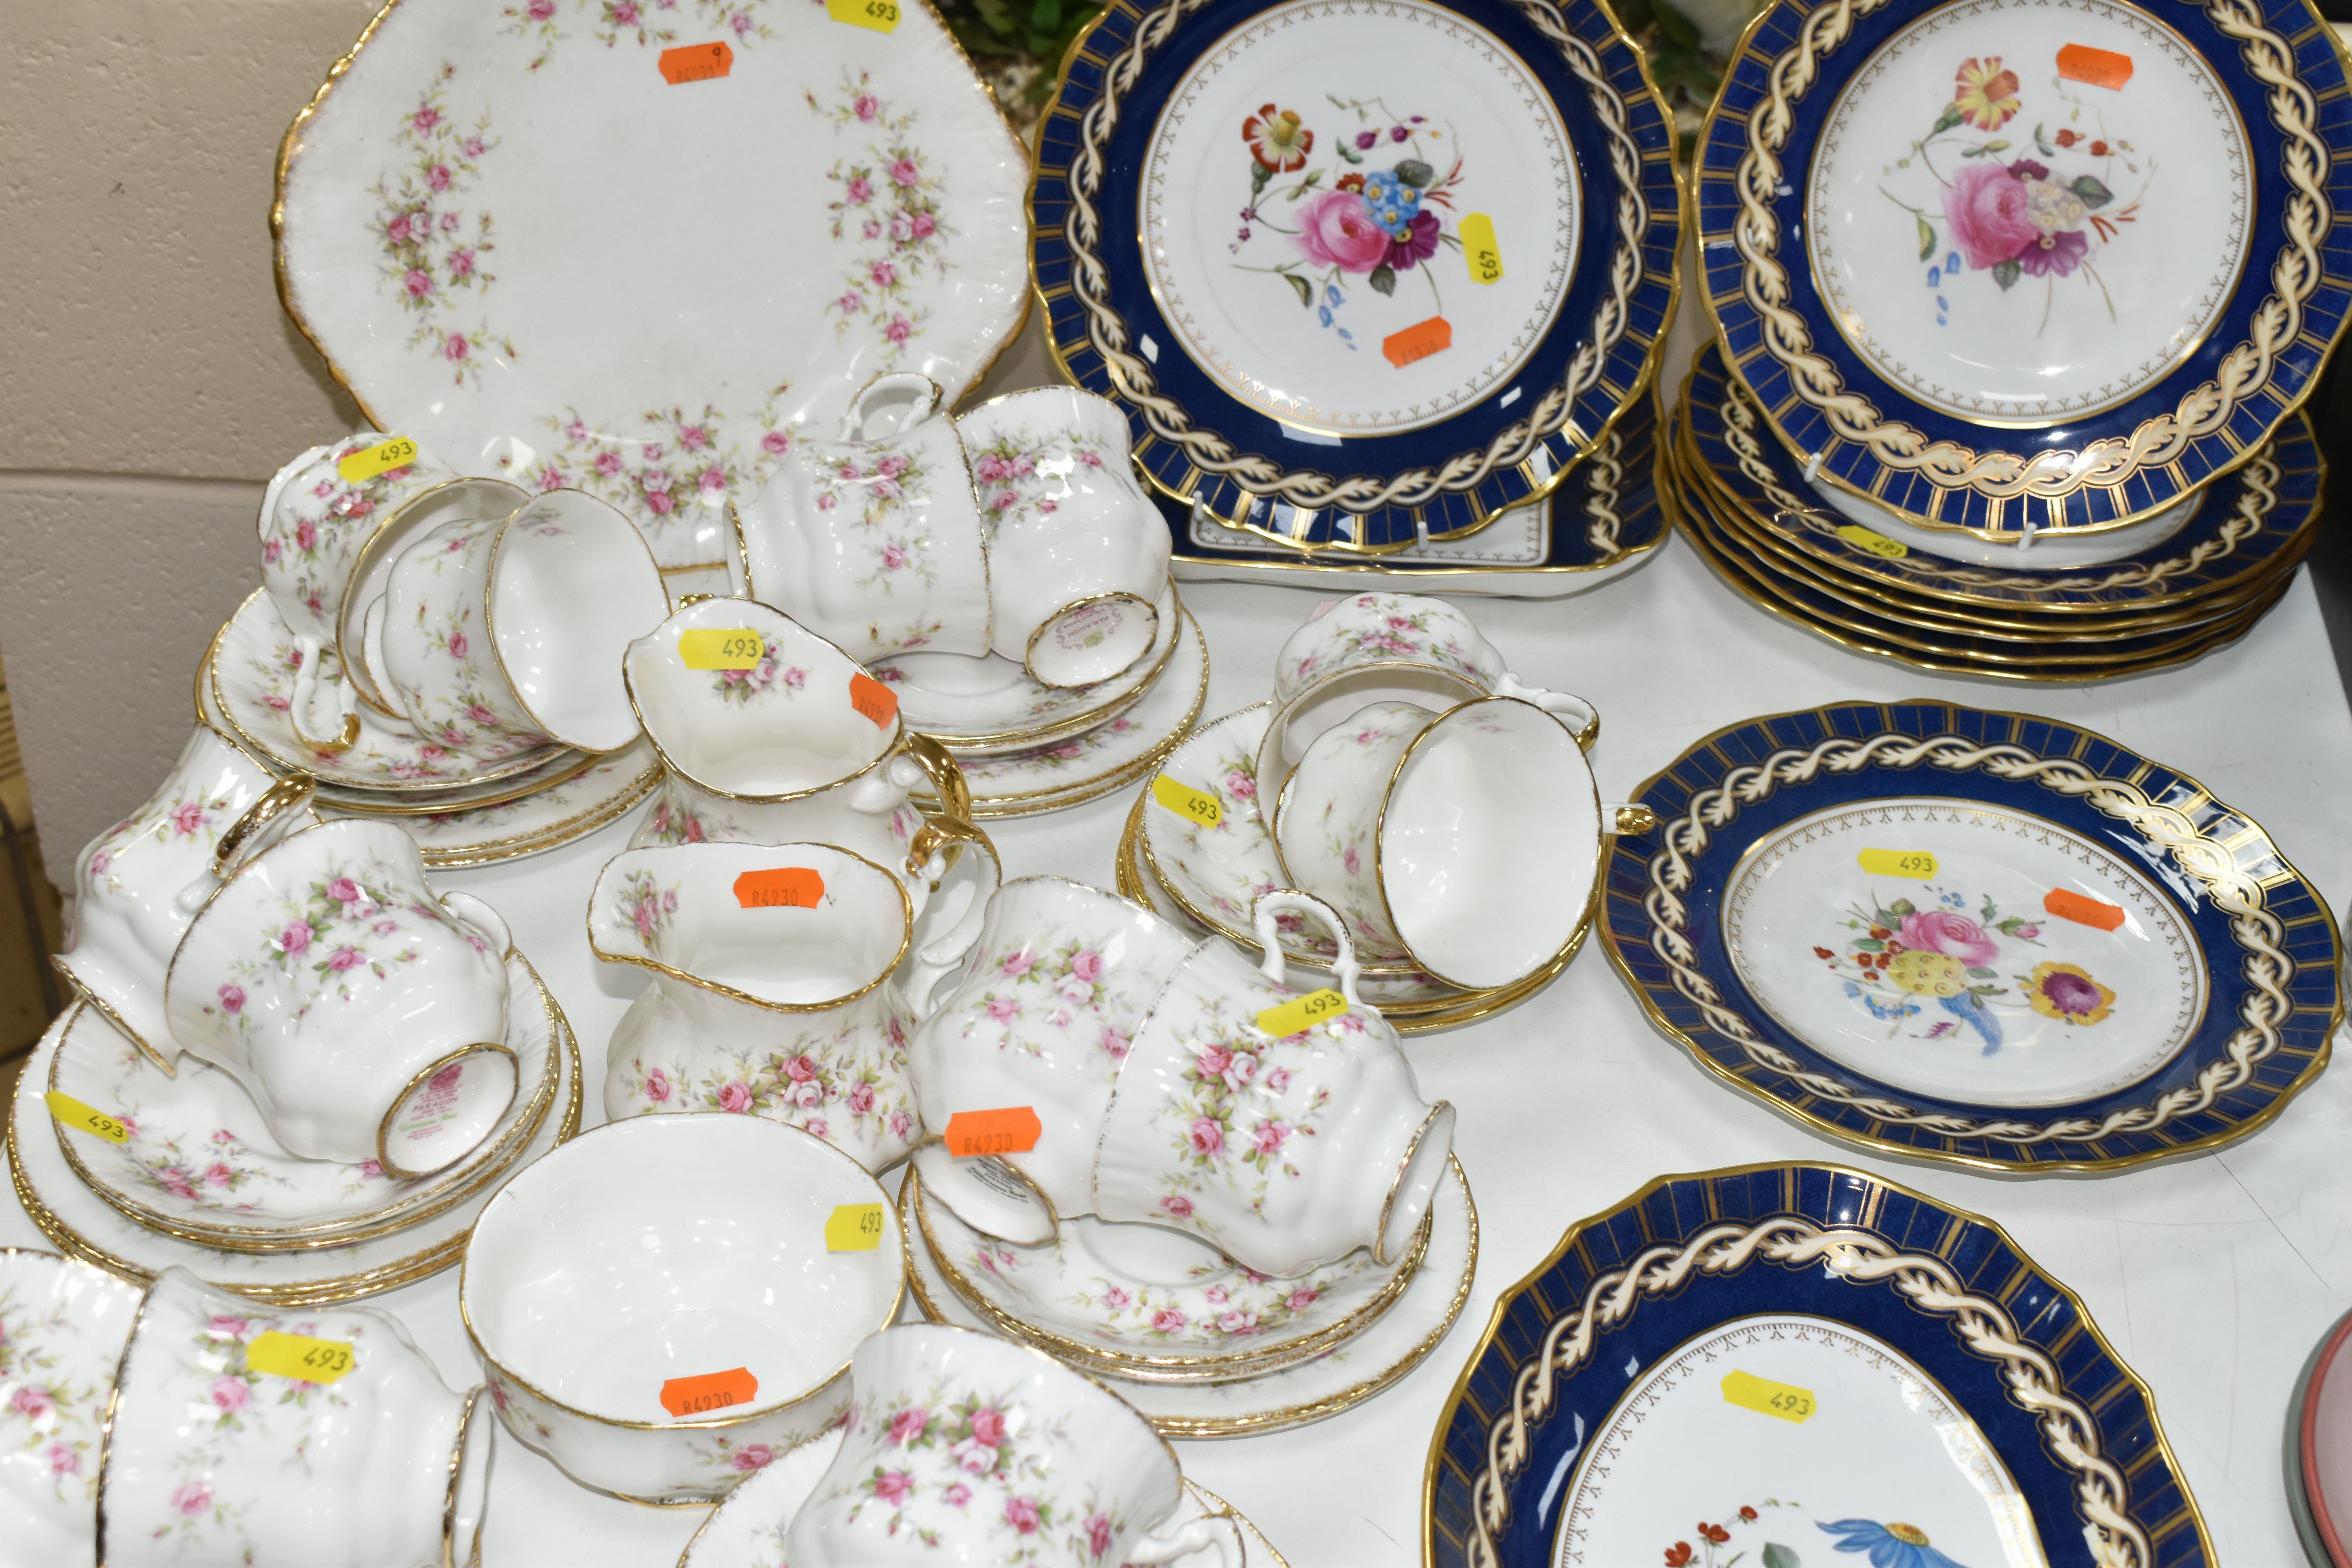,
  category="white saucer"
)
[318,741,660,868]
[903,1157,1476,1439]
[912,1159,1425,1385]
[48,953,561,1250]
[8,996,582,1305]
[679,1429,1284,1568]
[878,585,1184,754]
[926,610,1210,819]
